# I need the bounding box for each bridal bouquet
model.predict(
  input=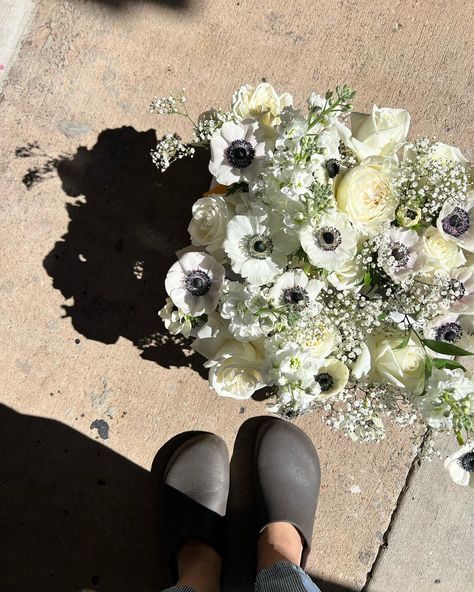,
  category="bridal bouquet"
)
[151,83,474,486]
